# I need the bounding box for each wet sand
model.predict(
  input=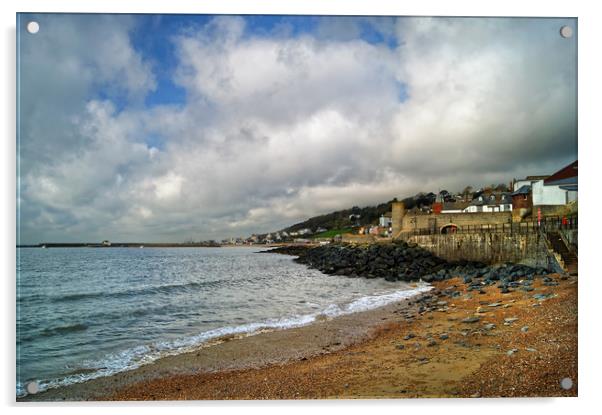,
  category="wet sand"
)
[20,273,577,401]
